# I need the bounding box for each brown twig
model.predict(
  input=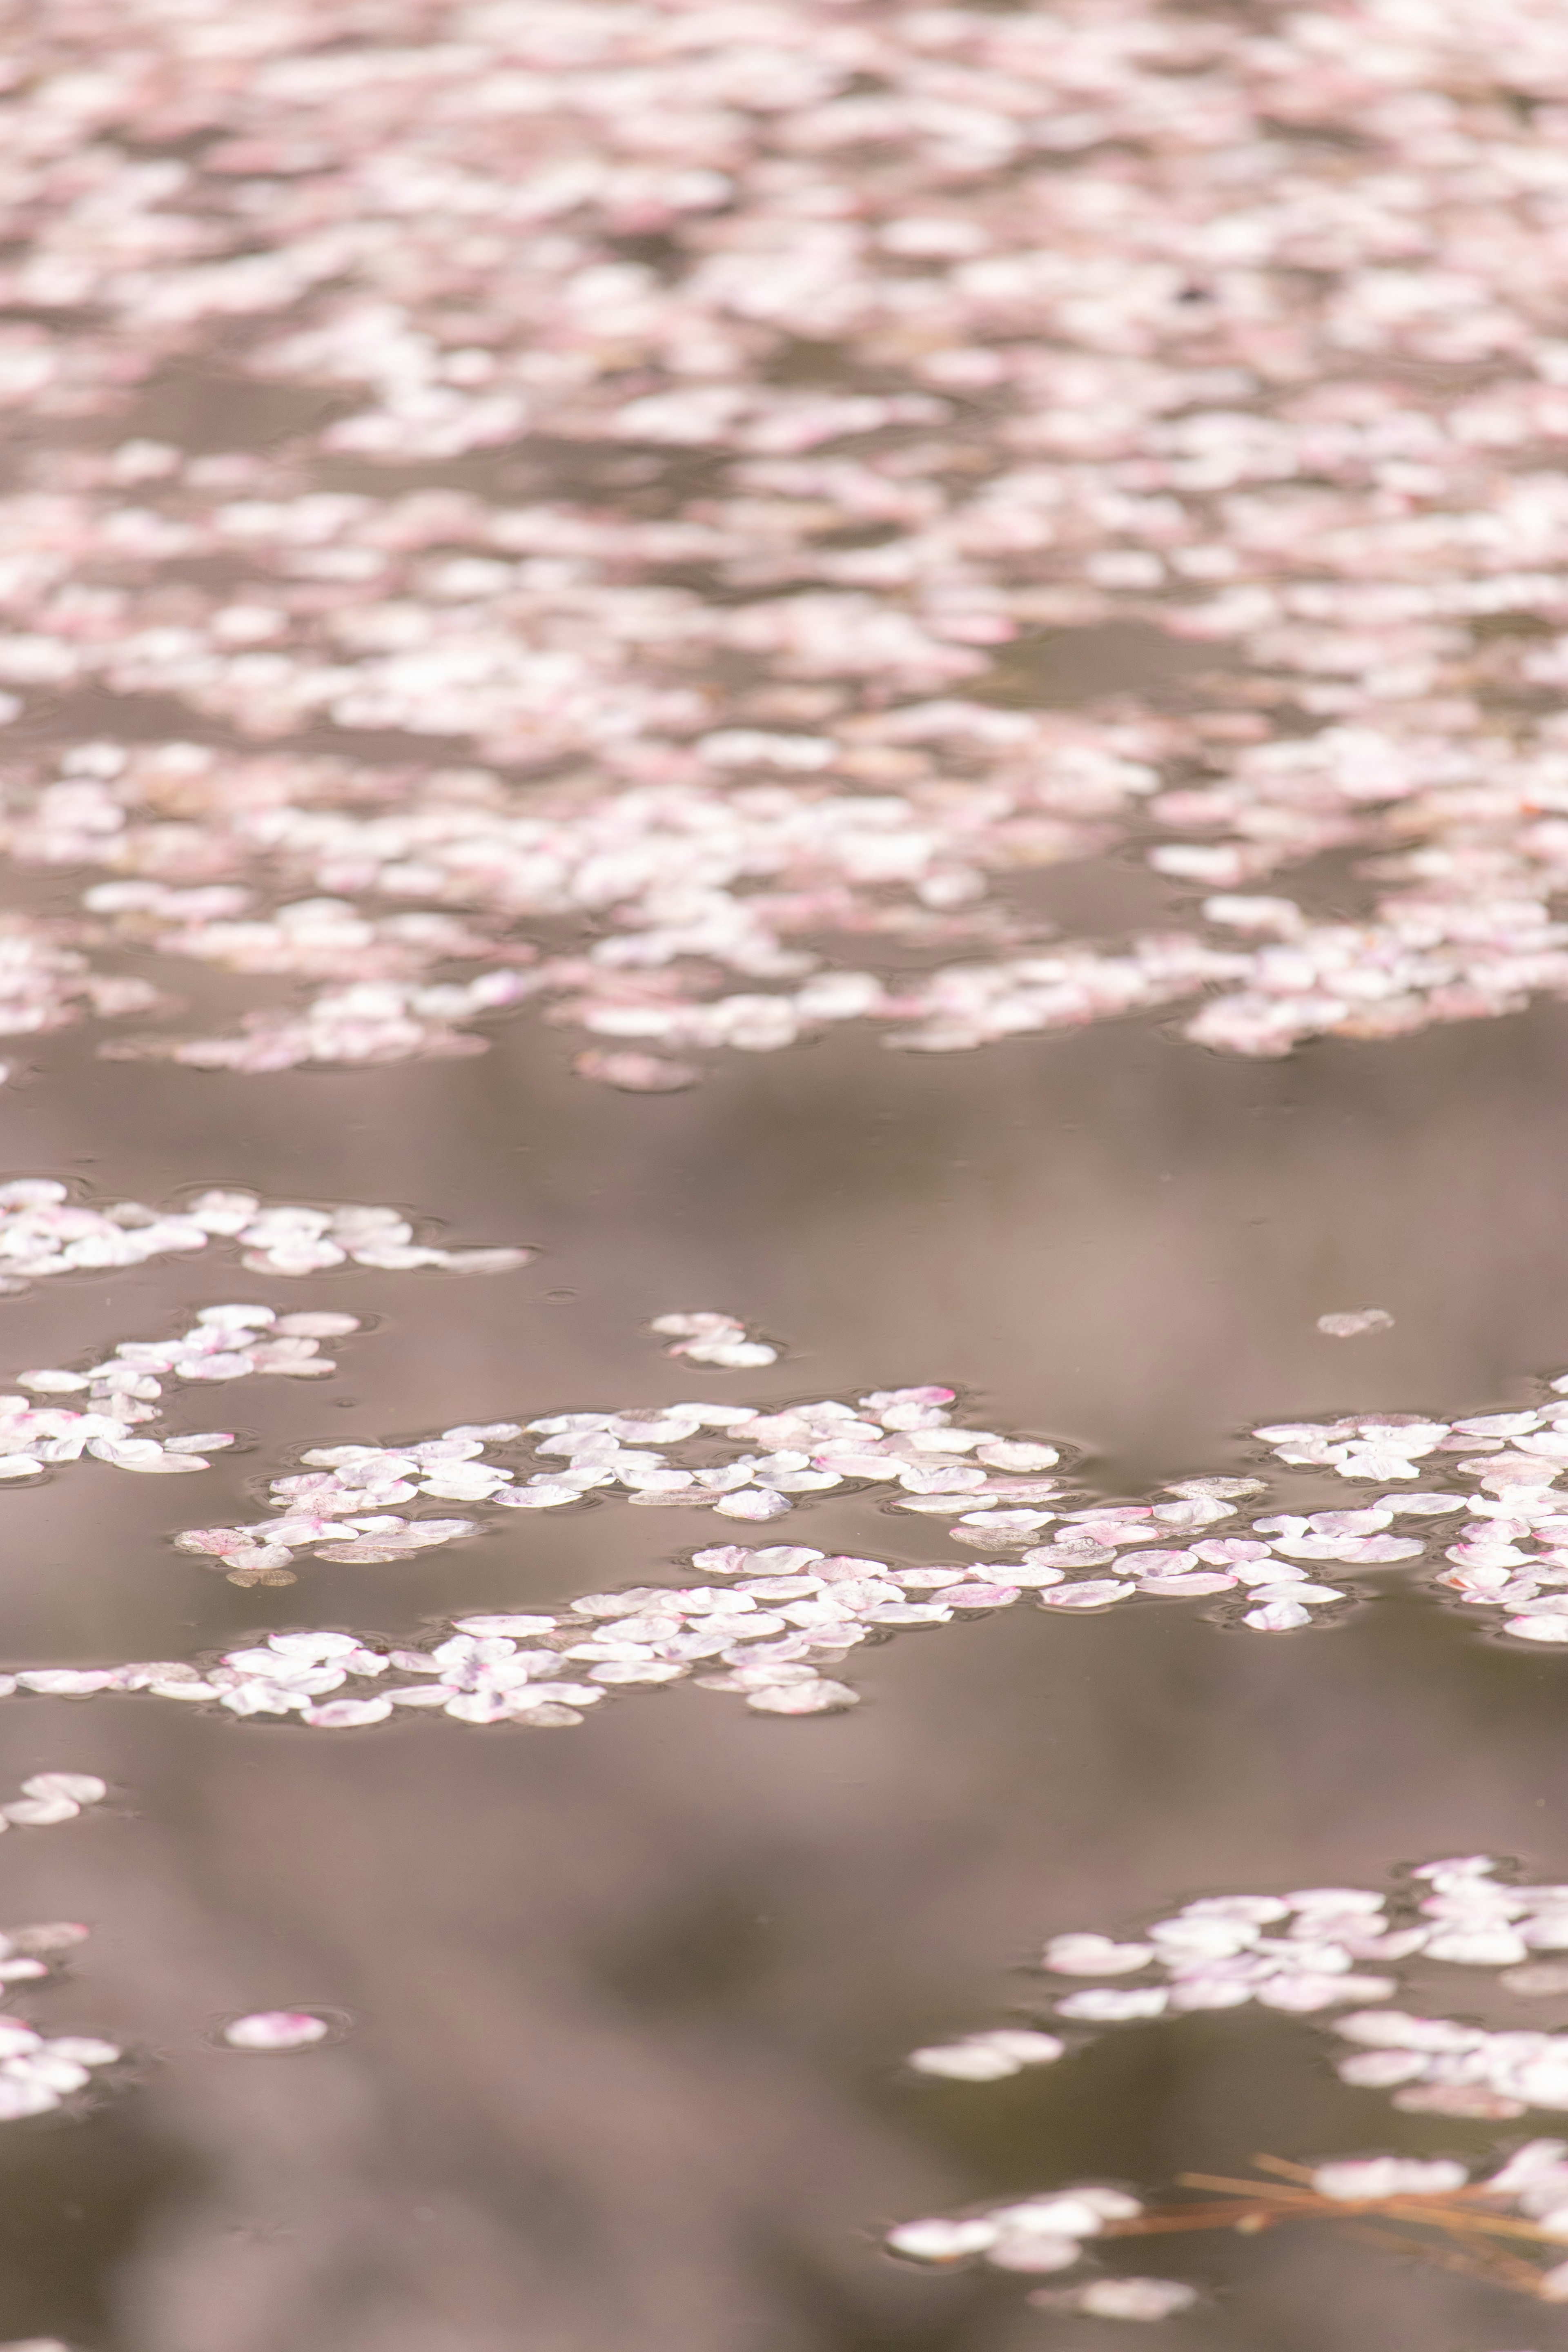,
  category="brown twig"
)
[1094,2157,1568,2301]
